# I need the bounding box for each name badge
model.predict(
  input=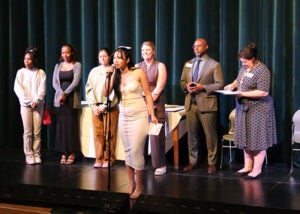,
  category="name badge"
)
[185,63,192,68]
[246,73,254,78]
